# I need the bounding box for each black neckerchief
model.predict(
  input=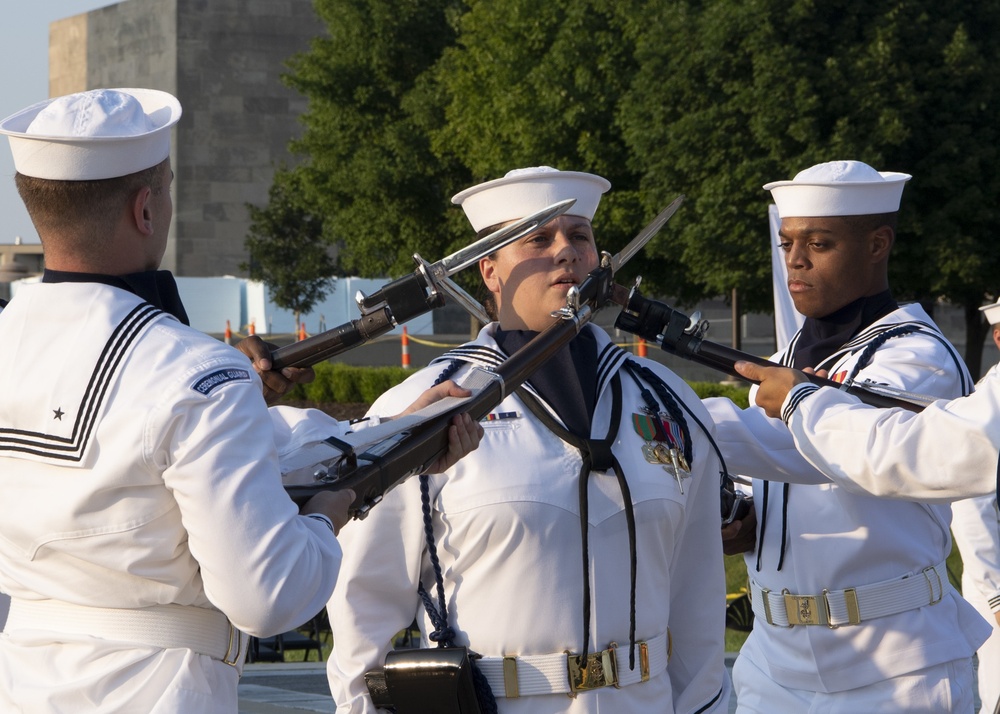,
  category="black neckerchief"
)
[791,289,897,369]
[42,269,190,325]
[494,327,598,437]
